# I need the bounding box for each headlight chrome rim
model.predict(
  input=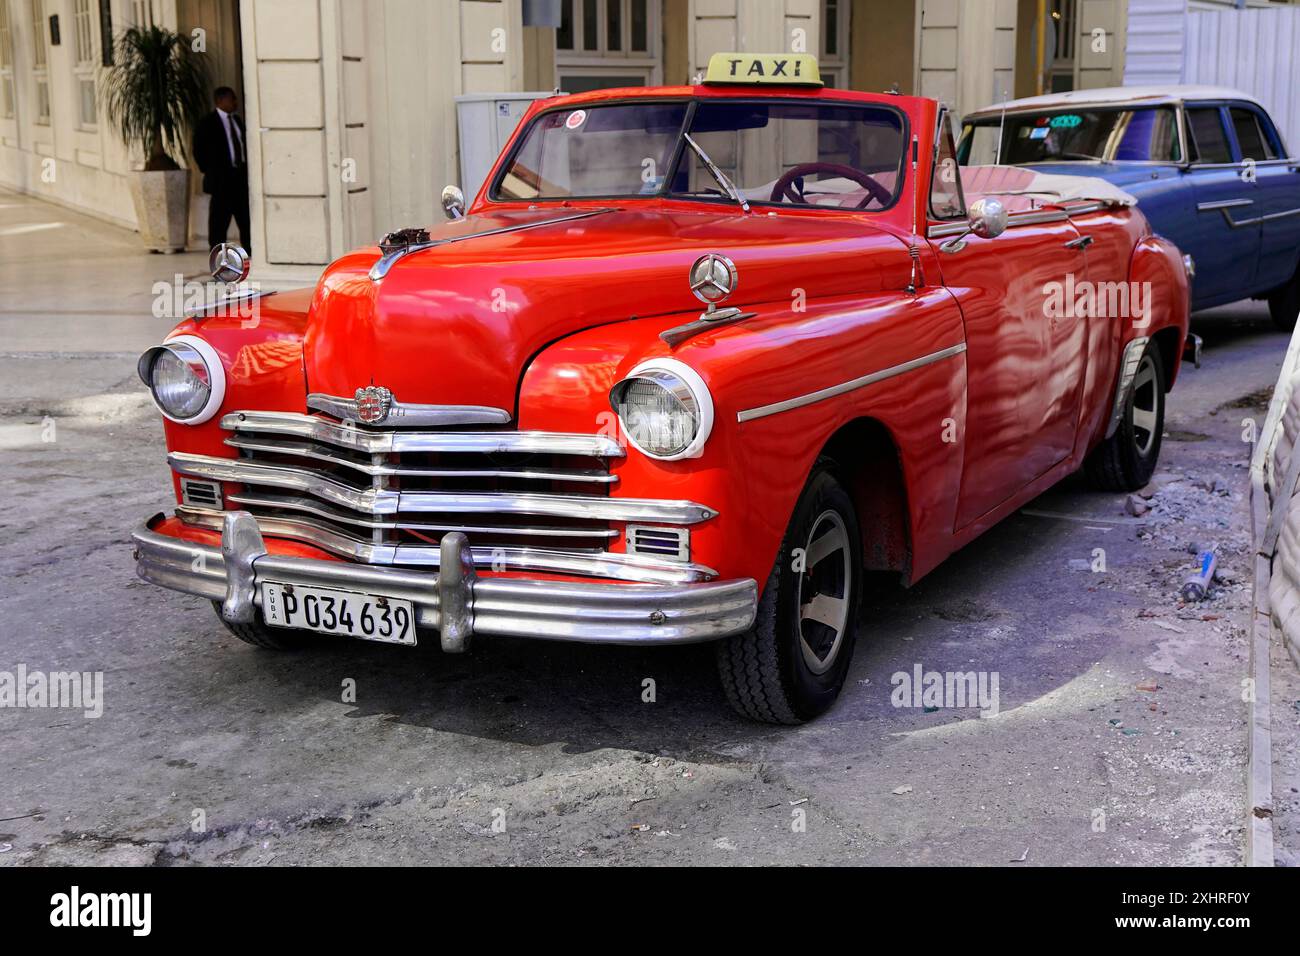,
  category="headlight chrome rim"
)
[609,358,715,461]
[137,334,226,425]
